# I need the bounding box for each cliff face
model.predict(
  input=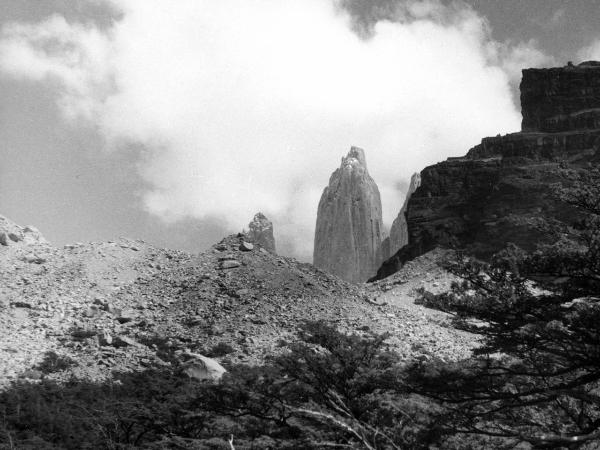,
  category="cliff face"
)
[246,212,276,253]
[372,62,600,281]
[314,147,384,283]
[521,61,600,132]
[388,172,421,255]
